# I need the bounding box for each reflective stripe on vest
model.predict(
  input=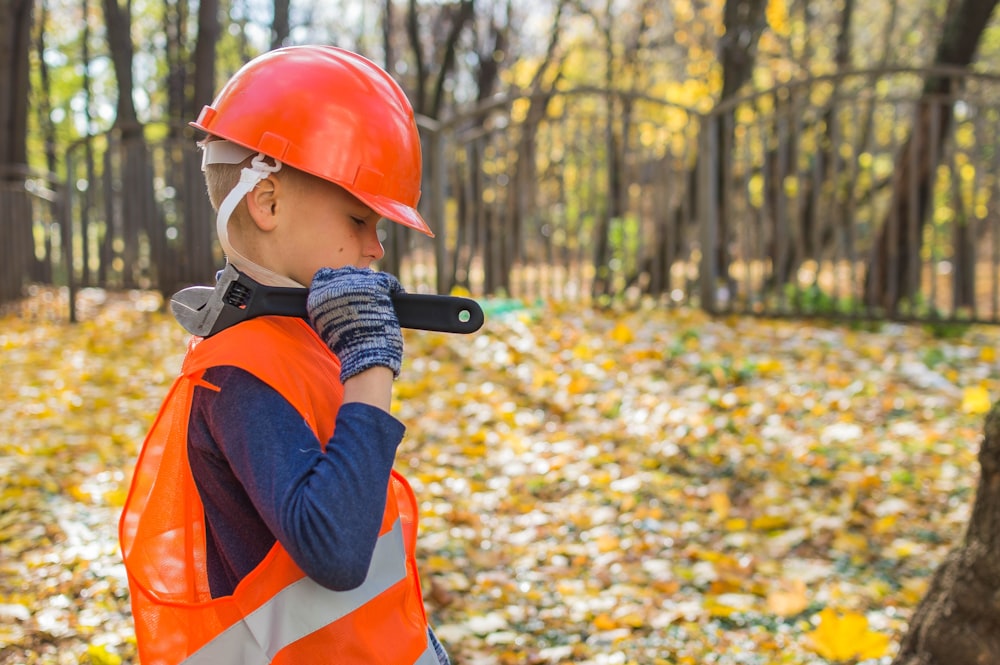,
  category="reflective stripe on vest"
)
[182,518,434,664]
